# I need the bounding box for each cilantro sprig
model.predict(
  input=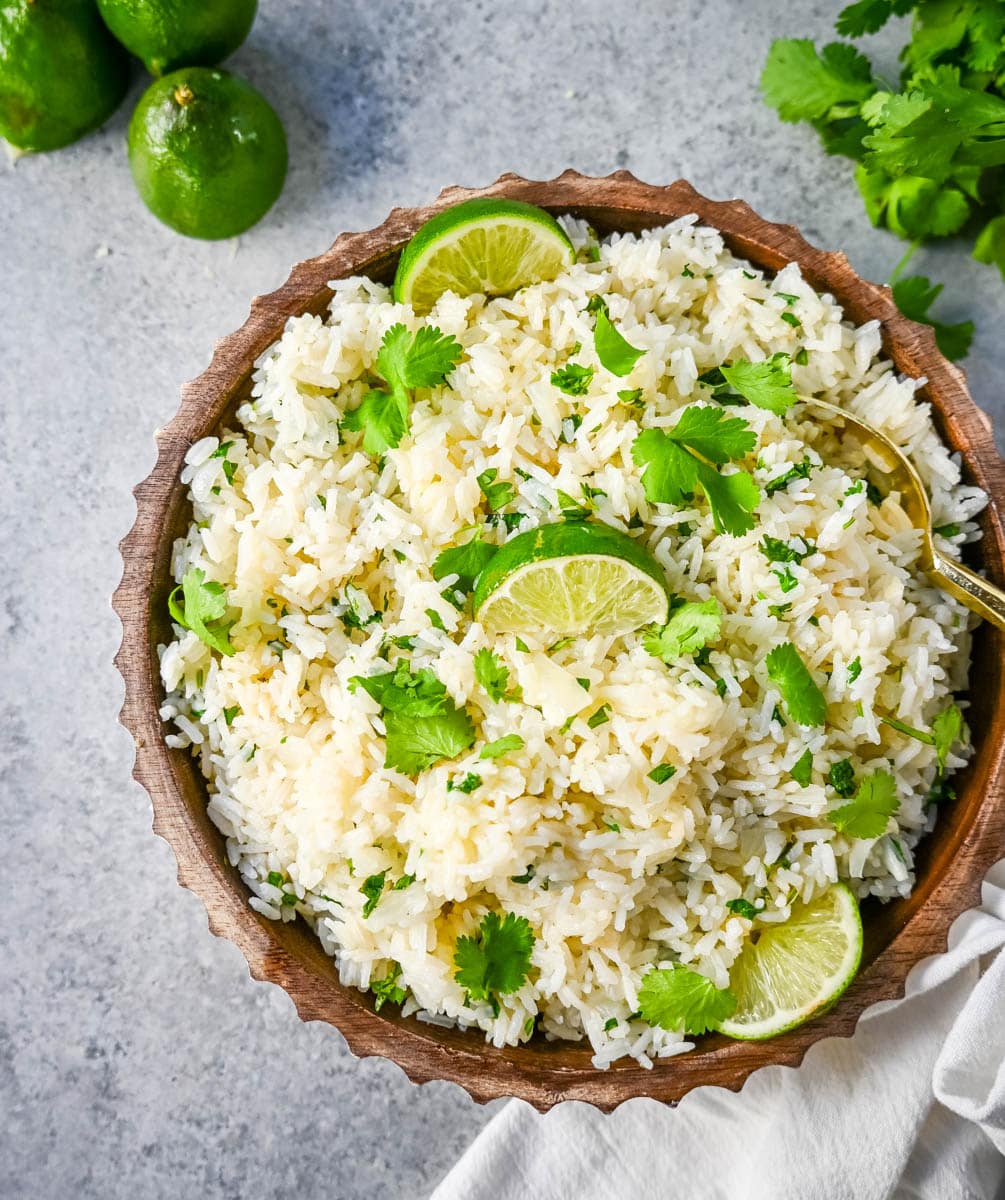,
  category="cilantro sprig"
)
[631,406,760,536]
[168,568,236,656]
[343,323,462,453]
[717,354,800,415]
[829,769,899,838]
[350,662,475,775]
[453,911,535,1014]
[474,648,520,703]
[432,533,498,595]
[881,704,963,774]
[643,598,722,663]
[637,963,736,1035]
